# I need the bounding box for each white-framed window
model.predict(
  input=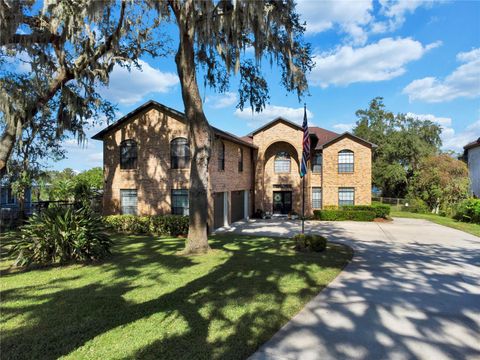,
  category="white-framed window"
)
[312,152,322,173]
[120,139,137,169]
[274,151,290,173]
[171,137,190,169]
[338,150,354,173]
[120,189,137,215]
[171,189,189,215]
[338,187,355,206]
[312,187,322,208]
